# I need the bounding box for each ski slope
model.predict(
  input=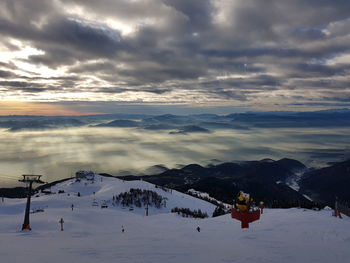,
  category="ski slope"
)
[0,175,349,263]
